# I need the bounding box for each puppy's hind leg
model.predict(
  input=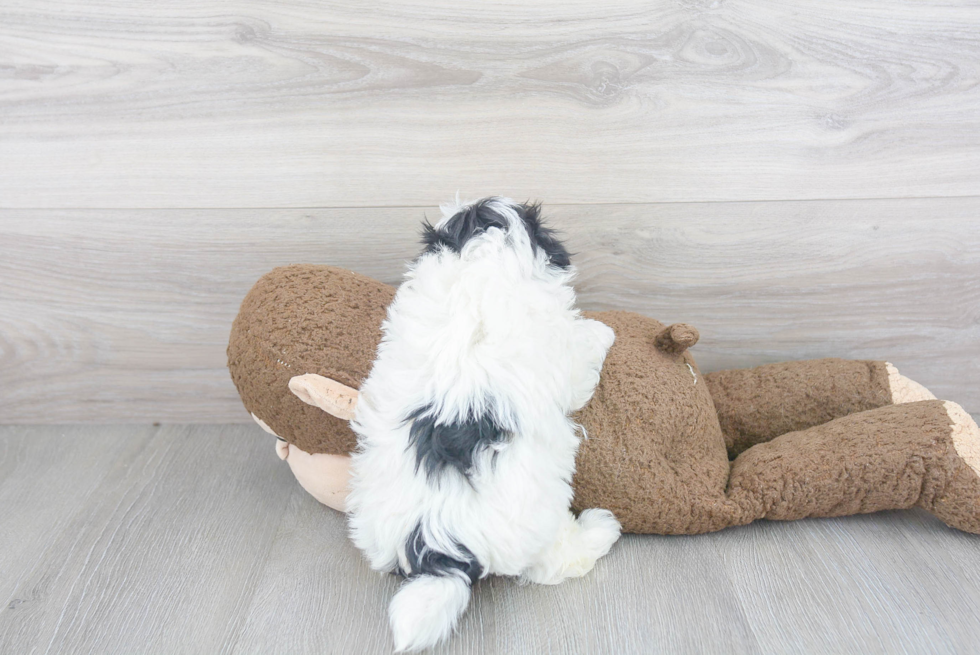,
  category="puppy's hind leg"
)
[522,509,622,585]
